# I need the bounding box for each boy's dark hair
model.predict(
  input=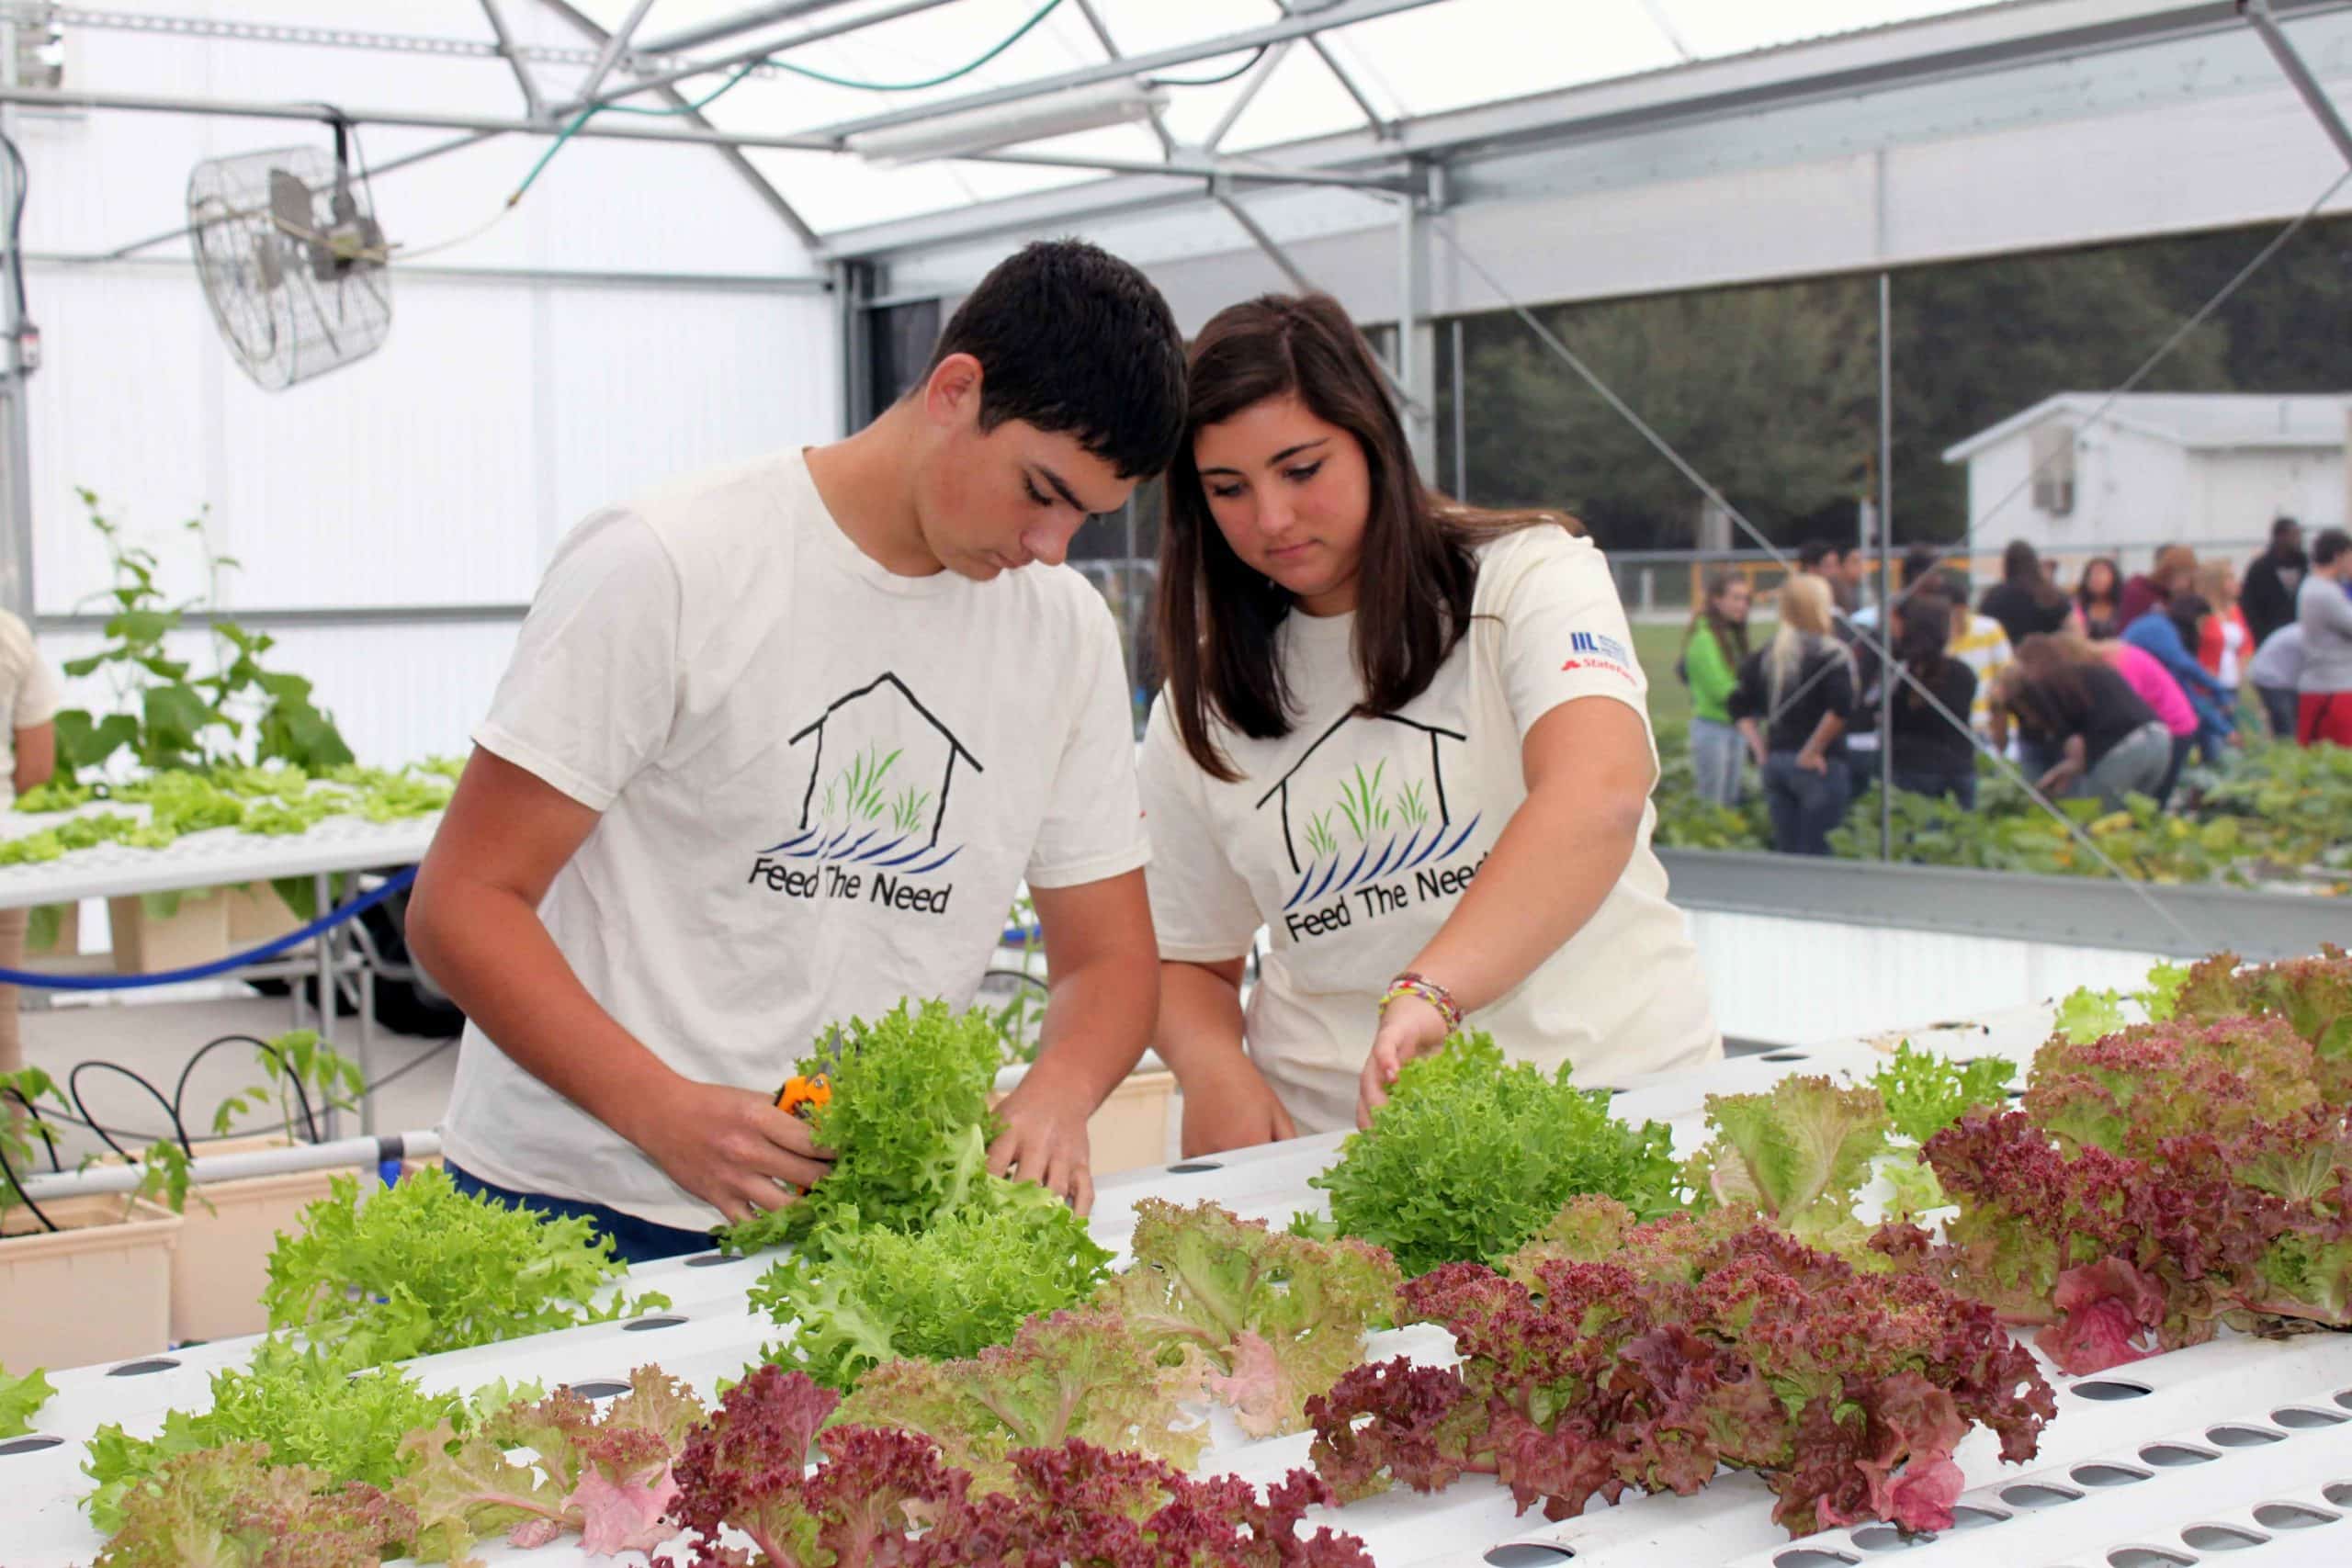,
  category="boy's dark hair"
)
[1900,544,1946,592]
[2315,528,2352,568]
[1798,538,1838,571]
[922,238,1186,479]
[2274,515,2302,544]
